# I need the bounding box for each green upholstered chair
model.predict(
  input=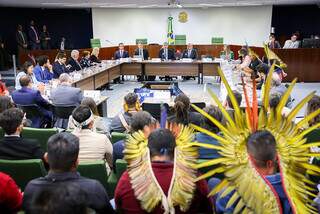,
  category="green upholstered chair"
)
[175,35,186,45]
[136,38,148,45]
[107,171,118,198]
[0,159,47,191]
[211,37,224,45]
[305,128,320,144]
[115,159,127,180]
[77,160,109,193]
[111,132,128,144]
[90,38,101,48]
[21,127,59,152]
